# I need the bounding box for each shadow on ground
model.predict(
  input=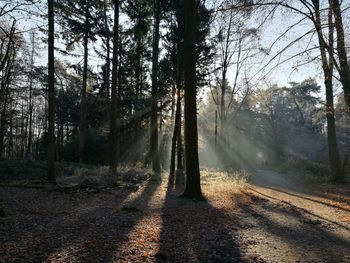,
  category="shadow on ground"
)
[0,177,161,263]
[236,192,350,262]
[156,172,243,263]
